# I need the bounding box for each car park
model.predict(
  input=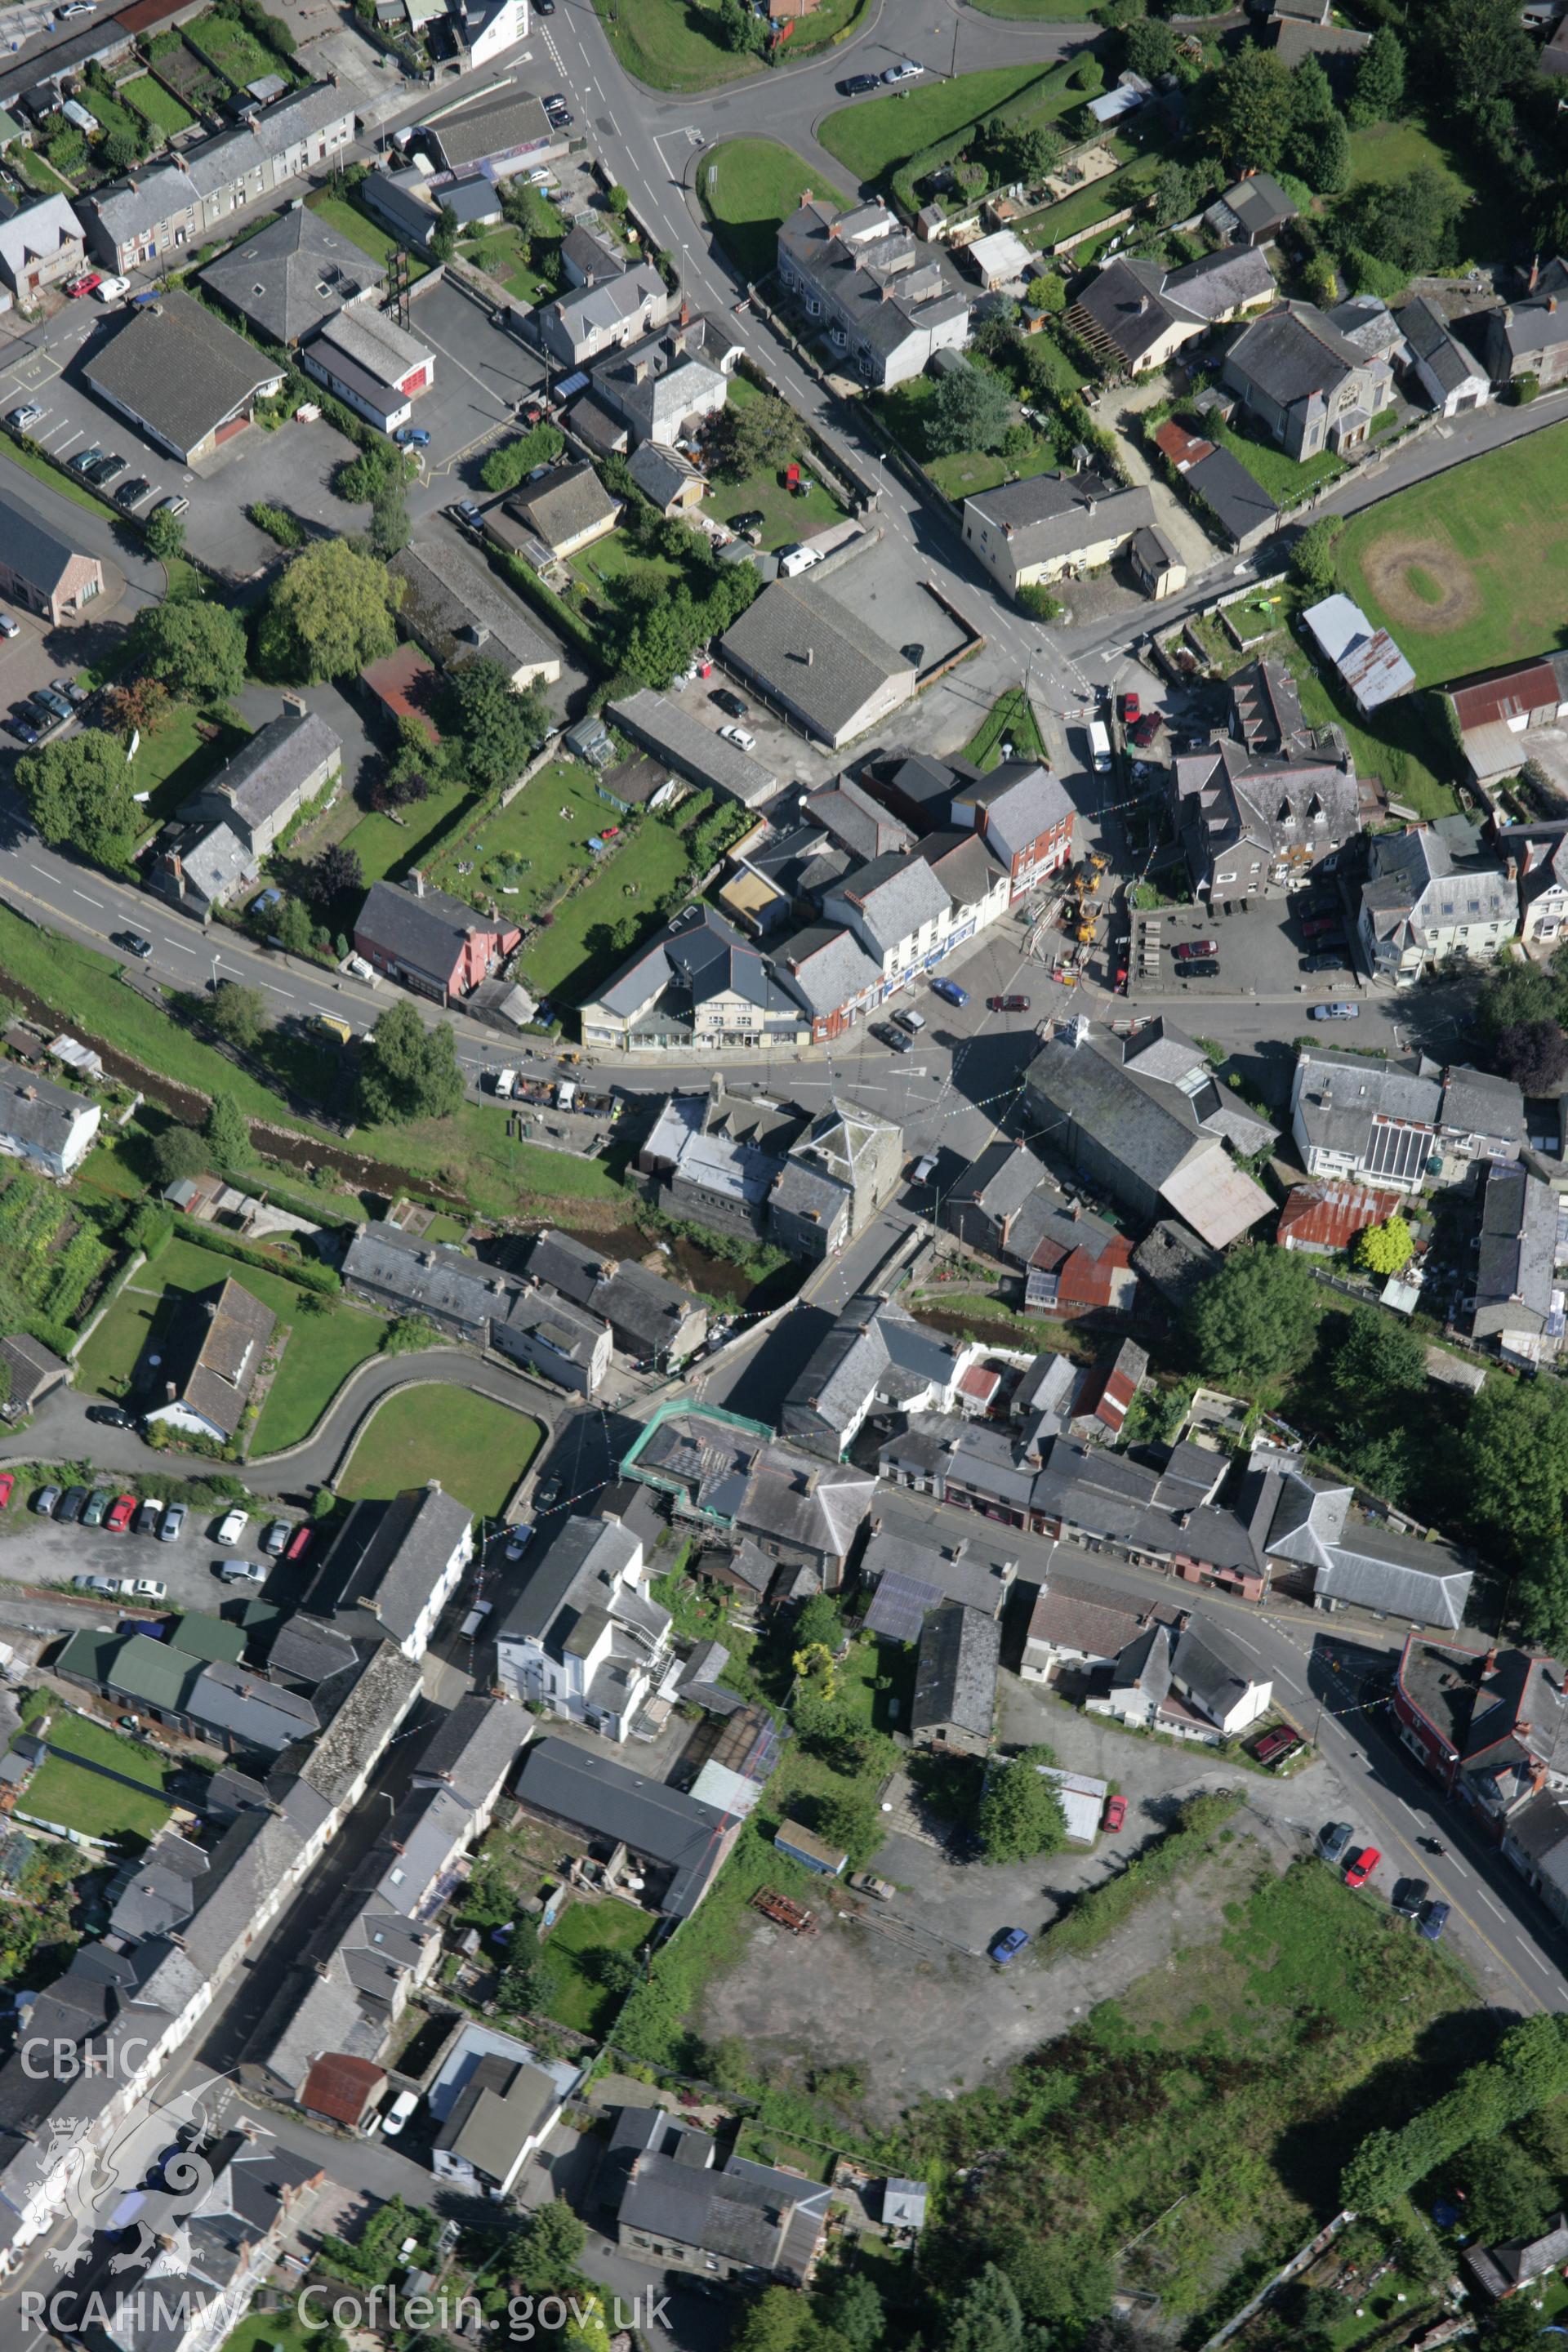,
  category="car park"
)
[838,71,880,92]
[114,477,153,510]
[7,404,41,430]
[1311,1001,1358,1021]
[1319,1820,1354,1864]
[82,1489,111,1527]
[882,60,924,82]
[153,495,188,519]
[87,455,126,487]
[216,1507,247,1546]
[1343,1846,1380,1889]
[159,1503,185,1543]
[1102,1794,1127,1833]
[68,447,103,474]
[987,994,1031,1012]
[56,1486,89,1525]
[105,1494,137,1534]
[1418,1900,1450,1941]
[712,688,748,719]
[261,1521,291,1556]
[930,978,969,1007]
[1173,940,1218,961]
[115,931,154,960]
[989,1926,1030,1964]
